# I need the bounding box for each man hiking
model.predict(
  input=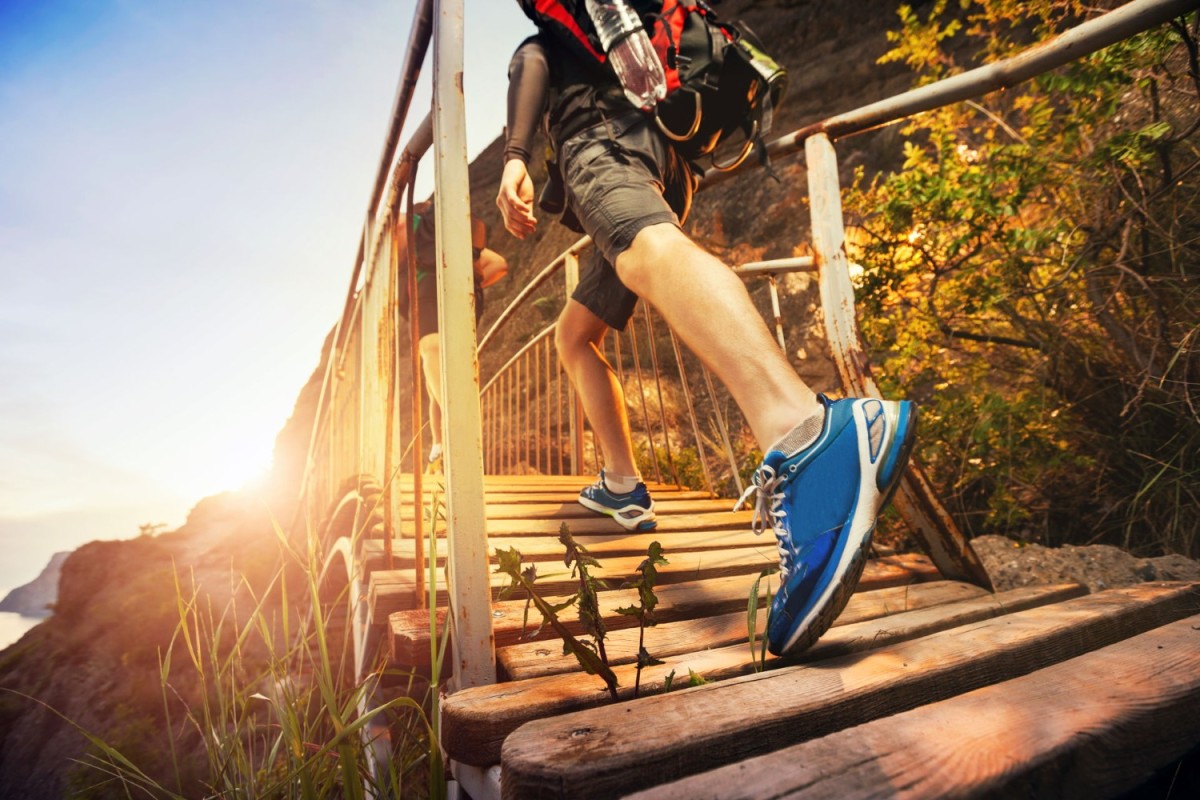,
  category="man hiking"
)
[496,17,916,655]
